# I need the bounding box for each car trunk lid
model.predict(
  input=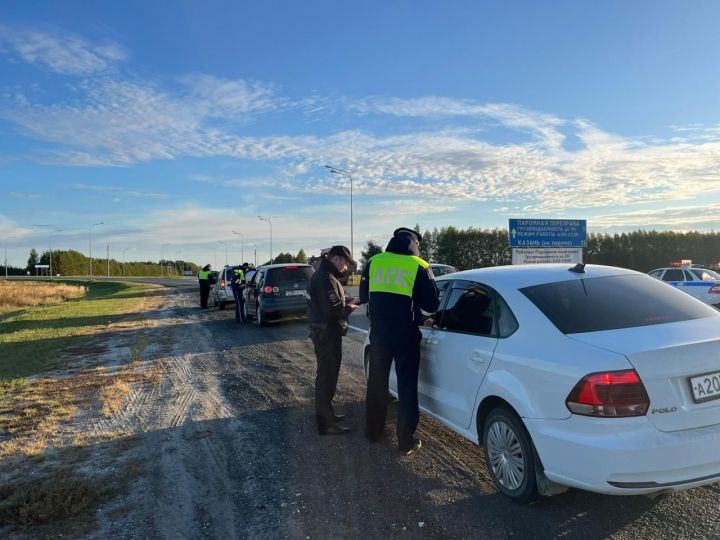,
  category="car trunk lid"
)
[569,317,720,432]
